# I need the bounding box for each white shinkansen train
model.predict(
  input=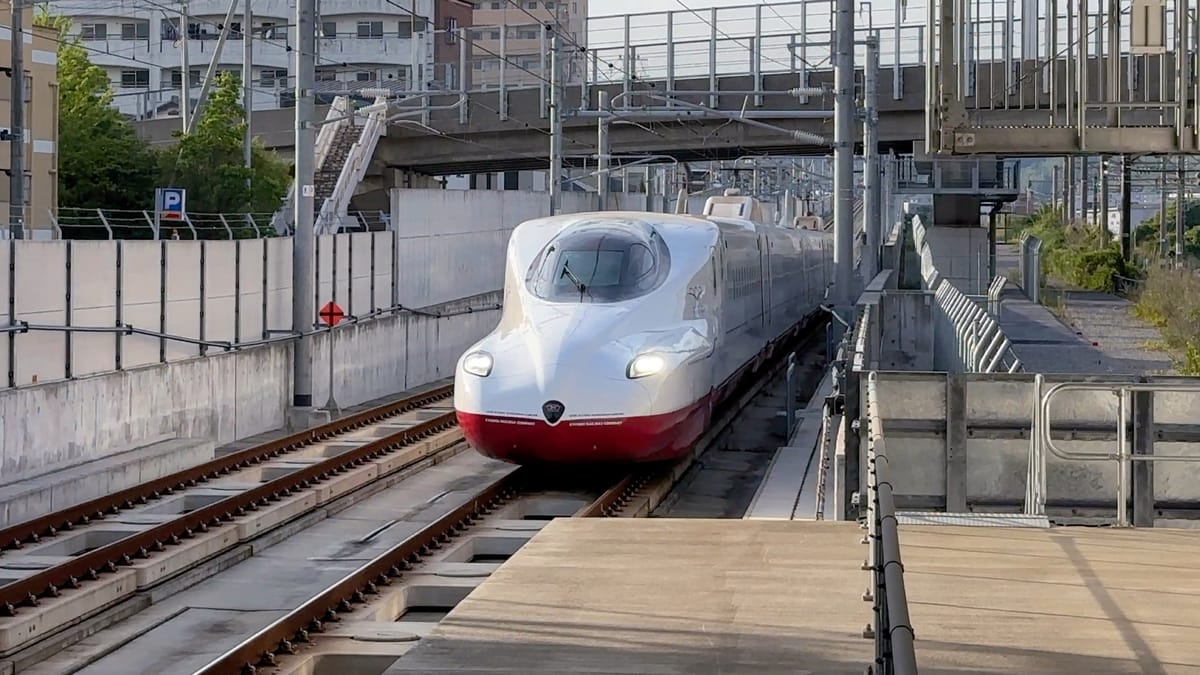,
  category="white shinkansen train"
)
[454,195,833,464]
